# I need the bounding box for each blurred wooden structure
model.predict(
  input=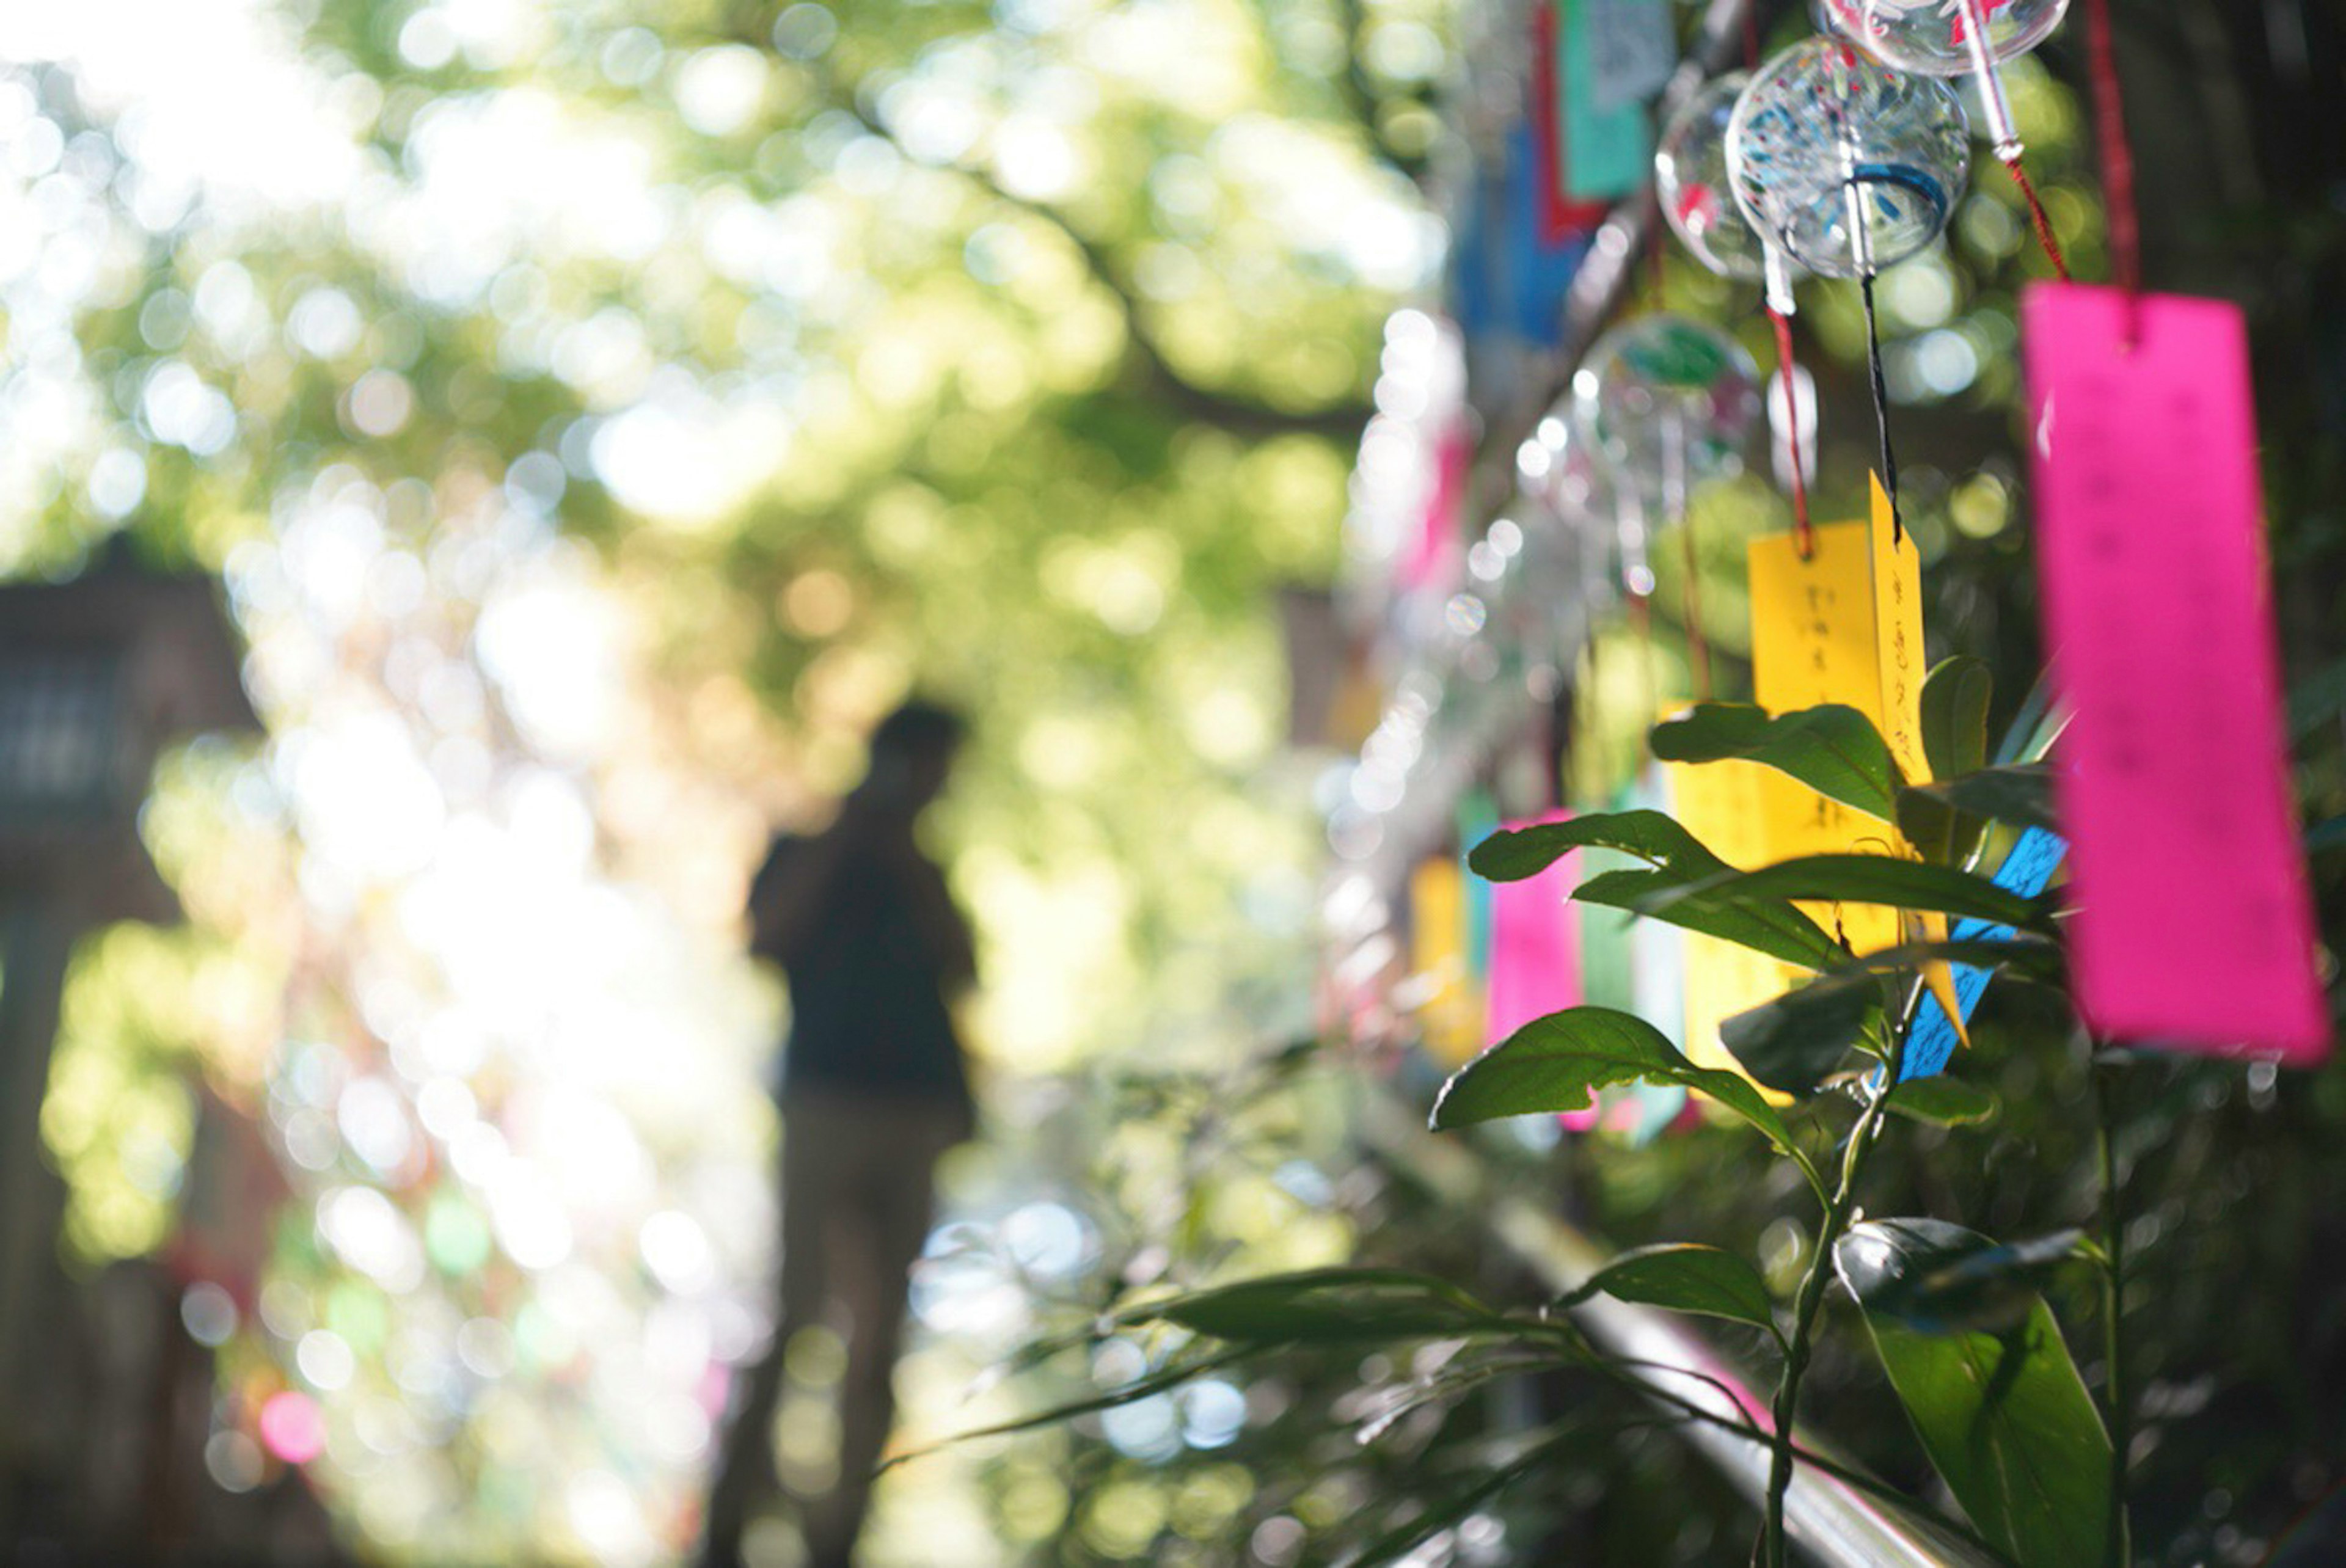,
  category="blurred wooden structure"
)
[0,544,260,1545]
